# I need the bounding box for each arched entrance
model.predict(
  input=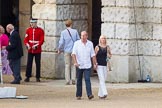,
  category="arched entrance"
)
[92,0,102,47]
[0,0,19,31]
[0,0,33,66]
